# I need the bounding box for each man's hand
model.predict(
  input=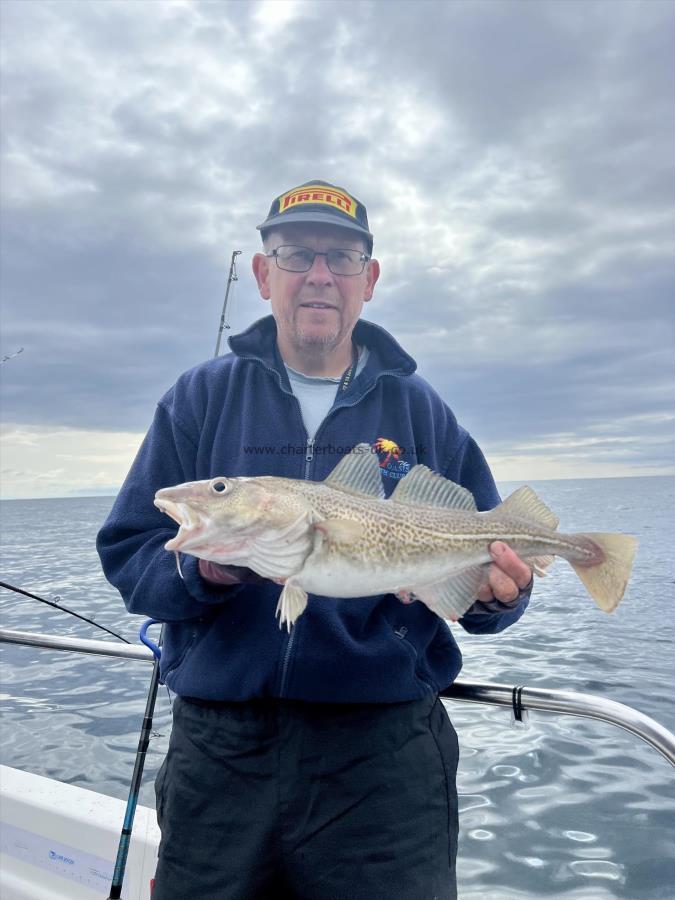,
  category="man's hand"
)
[476,541,532,605]
[199,560,265,586]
